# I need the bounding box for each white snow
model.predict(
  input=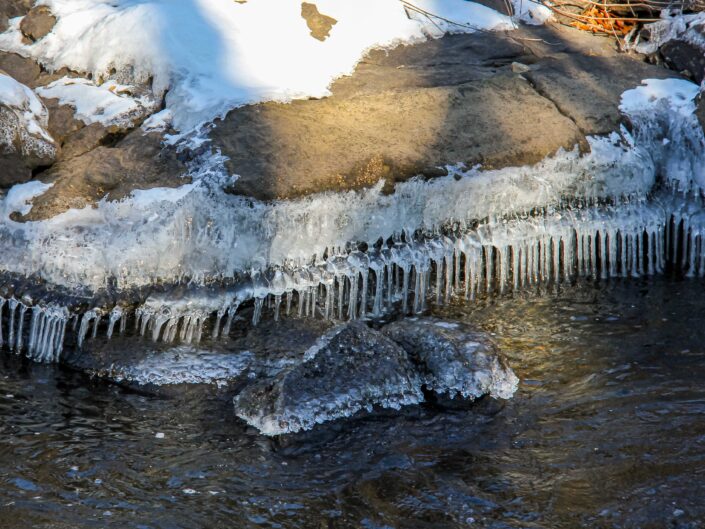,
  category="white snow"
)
[35,77,157,127]
[0,72,53,143]
[2,180,53,219]
[620,78,699,117]
[510,0,552,25]
[0,0,514,132]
